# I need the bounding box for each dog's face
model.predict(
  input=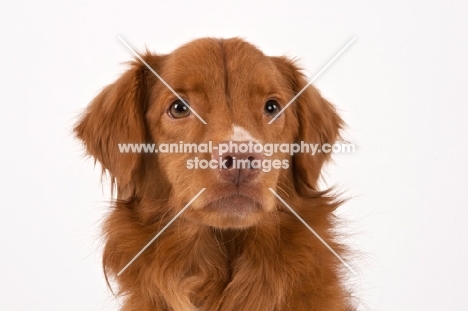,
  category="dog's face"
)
[146,39,296,228]
[75,38,342,229]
